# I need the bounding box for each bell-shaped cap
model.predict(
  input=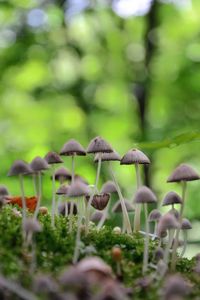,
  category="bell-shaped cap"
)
[148,209,162,222]
[168,208,180,220]
[53,167,72,181]
[44,151,63,164]
[67,180,90,197]
[60,139,86,156]
[134,186,157,204]
[167,164,200,182]
[23,218,42,233]
[154,247,164,262]
[85,193,110,211]
[74,174,89,185]
[101,181,117,194]
[90,211,104,222]
[162,275,190,299]
[162,191,182,206]
[8,160,33,176]
[87,136,113,154]
[56,184,69,195]
[77,257,112,276]
[30,156,49,172]
[181,218,192,230]
[157,213,179,237]
[0,185,9,196]
[112,199,134,213]
[94,151,121,162]
[120,149,150,165]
